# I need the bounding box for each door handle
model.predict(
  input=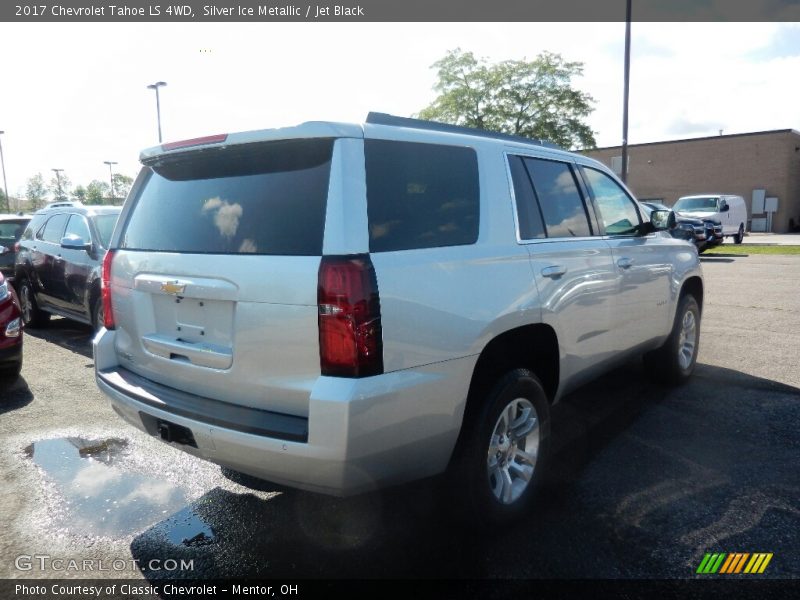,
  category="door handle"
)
[541,265,567,278]
[617,257,634,269]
